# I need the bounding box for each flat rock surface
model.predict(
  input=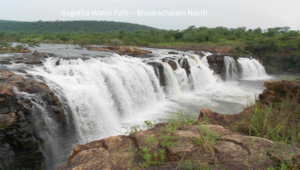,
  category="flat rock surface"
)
[58,124,300,170]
